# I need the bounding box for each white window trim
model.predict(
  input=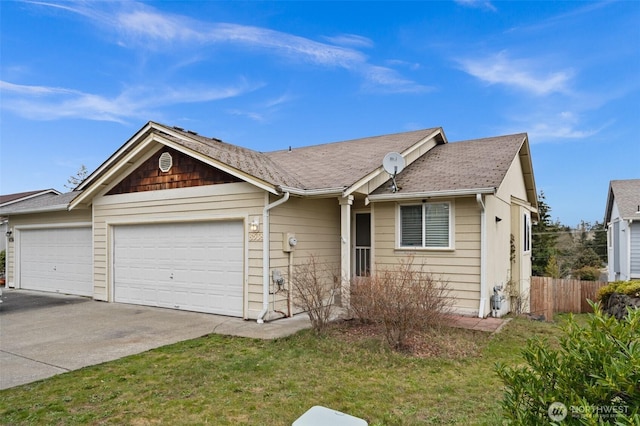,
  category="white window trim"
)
[396,201,454,250]
[523,212,531,253]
